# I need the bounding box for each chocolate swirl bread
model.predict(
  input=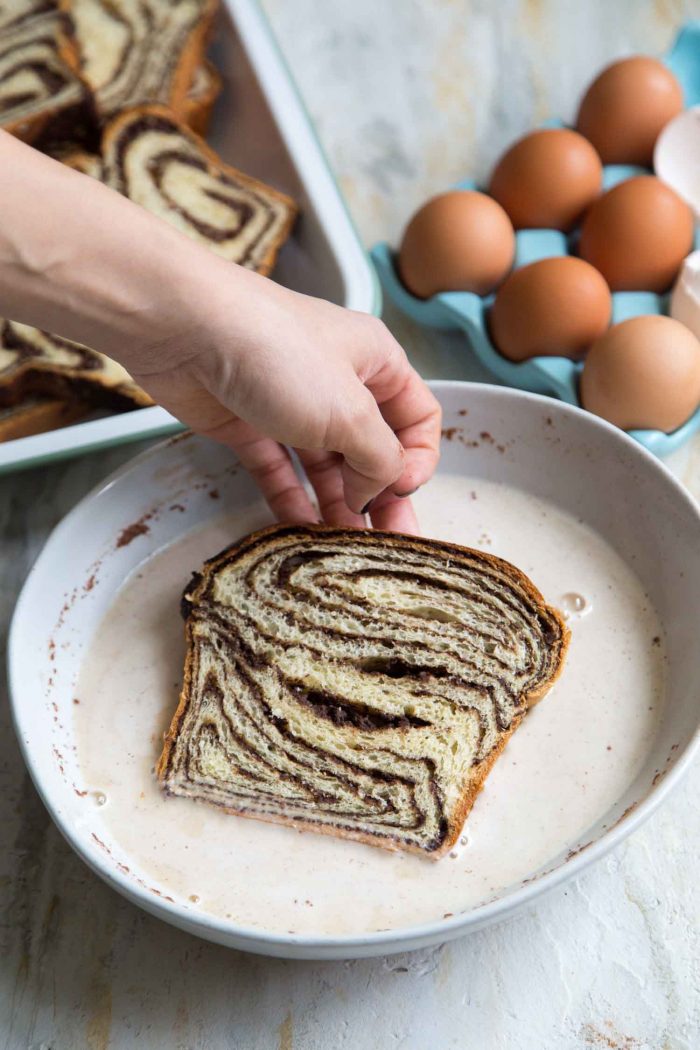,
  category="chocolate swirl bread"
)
[102,106,297,275]
[60,0,217,119]
[57,147,103,177]
[0,0,87,142]
[158,524,569,858]
[0,320,152,409]
[0,395,91,441]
